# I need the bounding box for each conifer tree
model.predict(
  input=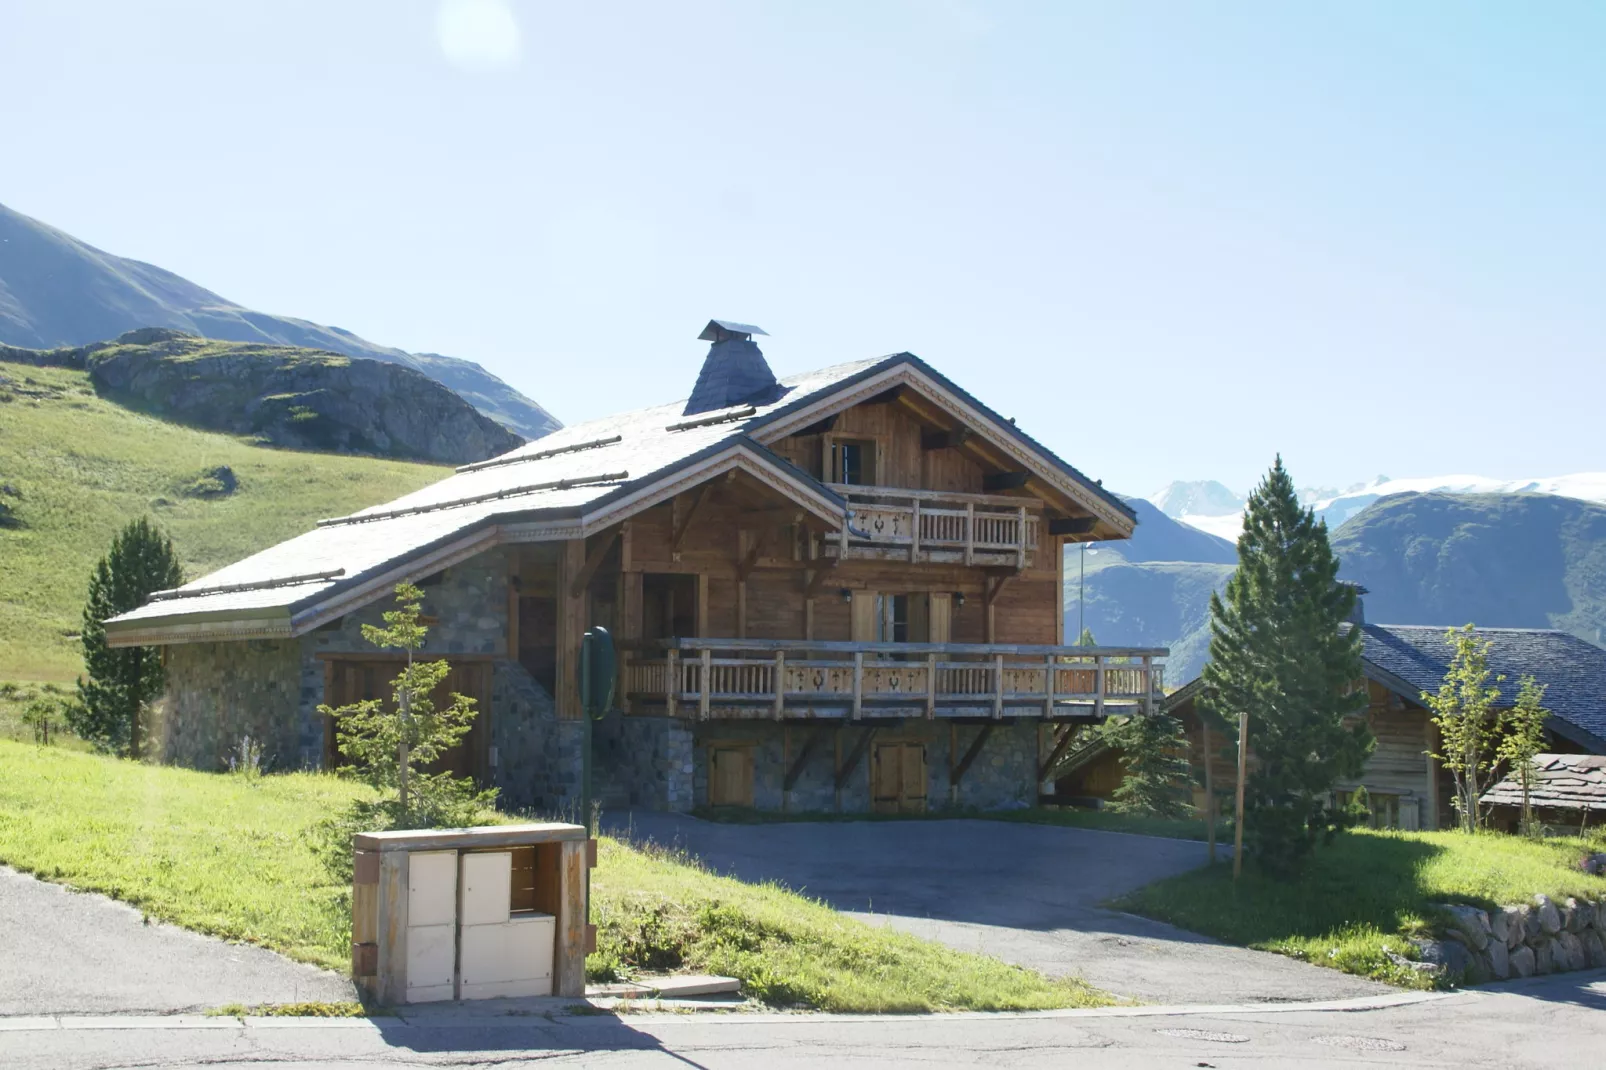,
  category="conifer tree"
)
[72,518,183,756]
[1105,711,1194,818]
[1199,457,1372,873]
